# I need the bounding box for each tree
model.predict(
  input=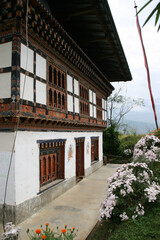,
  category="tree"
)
[138,0,160,31]
[107,85,144,127]
[103,123,121,156]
